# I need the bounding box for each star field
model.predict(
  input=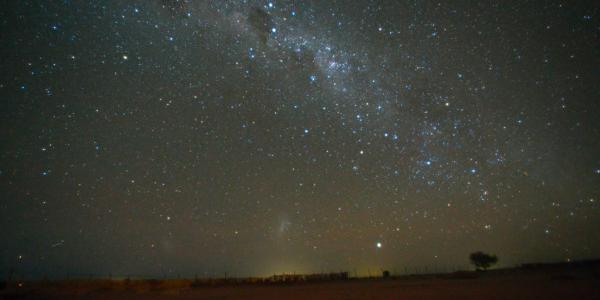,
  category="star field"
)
[0,1,599,278]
